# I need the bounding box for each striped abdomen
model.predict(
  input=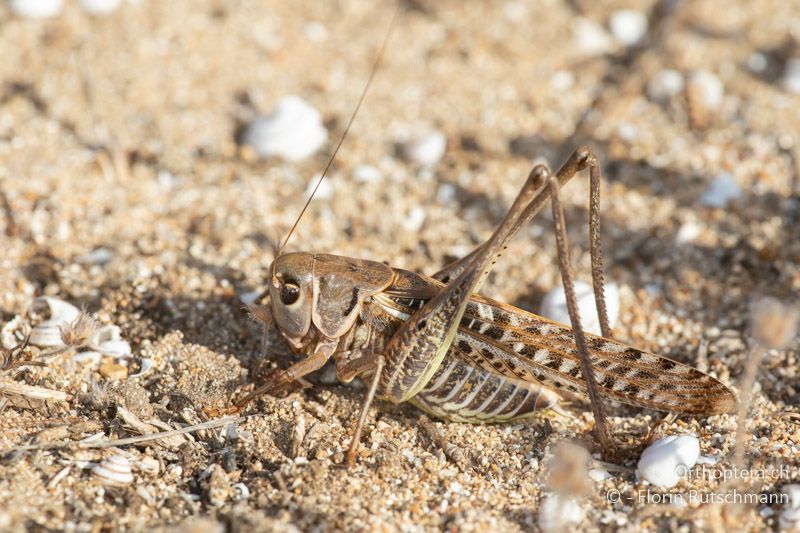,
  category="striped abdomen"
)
[410,356,560,423]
